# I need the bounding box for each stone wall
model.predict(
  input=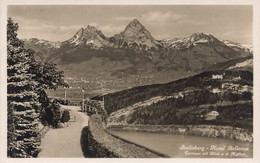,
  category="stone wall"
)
[80,114,163,158]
